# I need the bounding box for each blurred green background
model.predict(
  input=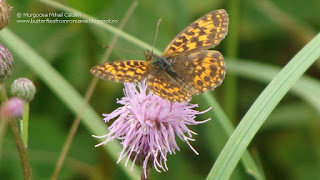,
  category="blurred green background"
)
[1,0,320,179]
